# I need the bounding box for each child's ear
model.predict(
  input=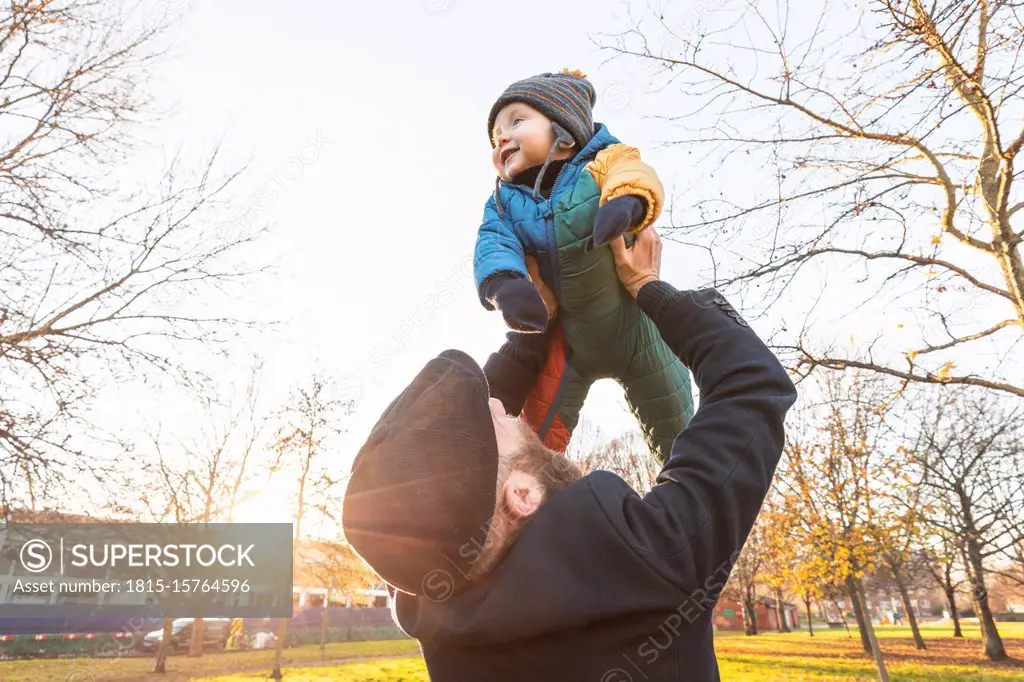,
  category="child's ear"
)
[557,139,575,150]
